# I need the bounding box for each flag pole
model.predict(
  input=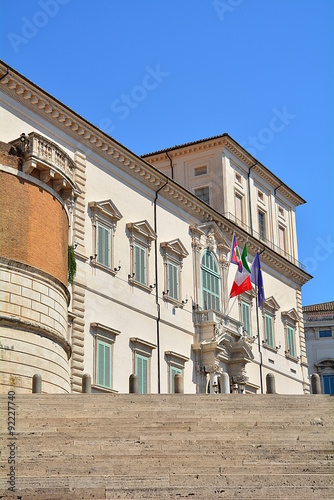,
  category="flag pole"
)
[223,295,231,316]
[255,289,264,394]
[225,297,237,317]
